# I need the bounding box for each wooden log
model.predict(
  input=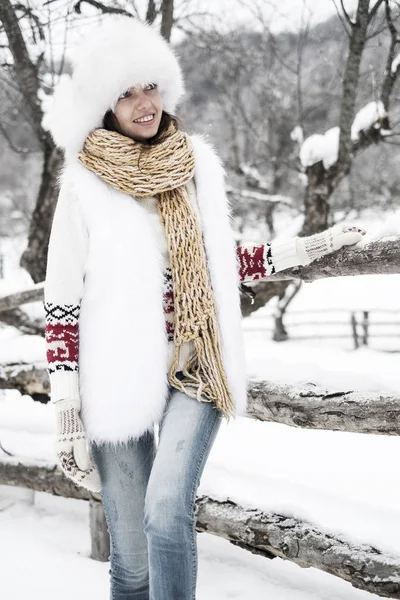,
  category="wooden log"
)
[0,362,50,402]
[0,239,399,323]
[0,456,101,500]
[1,457,398,597]
[1,362,400,435]
[195,495,400,598]
[247,380,400,435]
[245,238,400,283]
[0,307,44,335]
[0,284,44,313]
